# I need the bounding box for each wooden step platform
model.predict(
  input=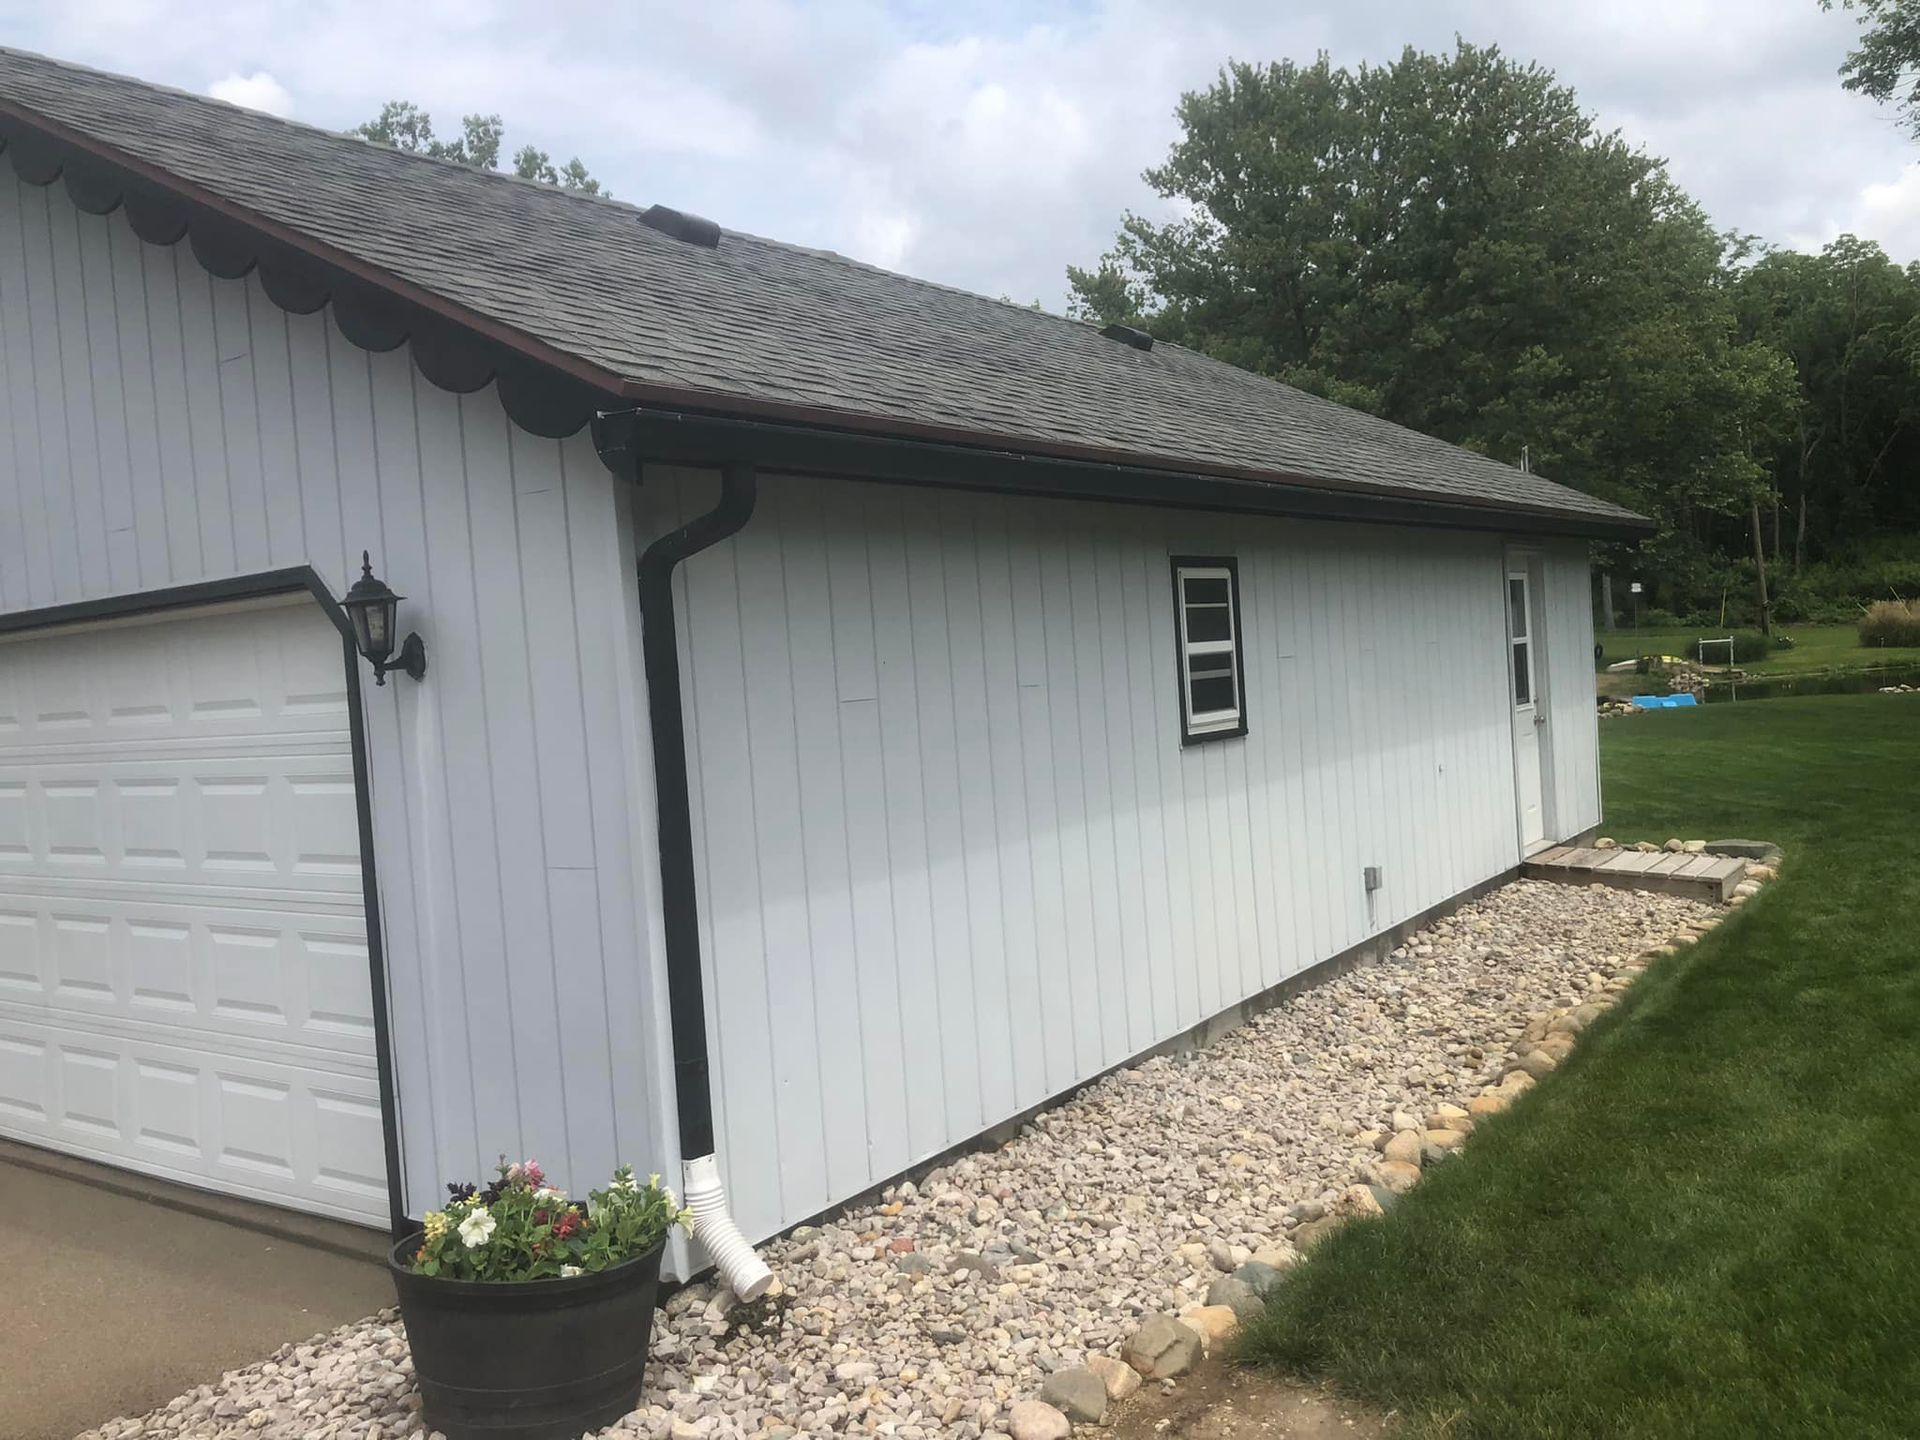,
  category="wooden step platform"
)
[1522,845,1749,904]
